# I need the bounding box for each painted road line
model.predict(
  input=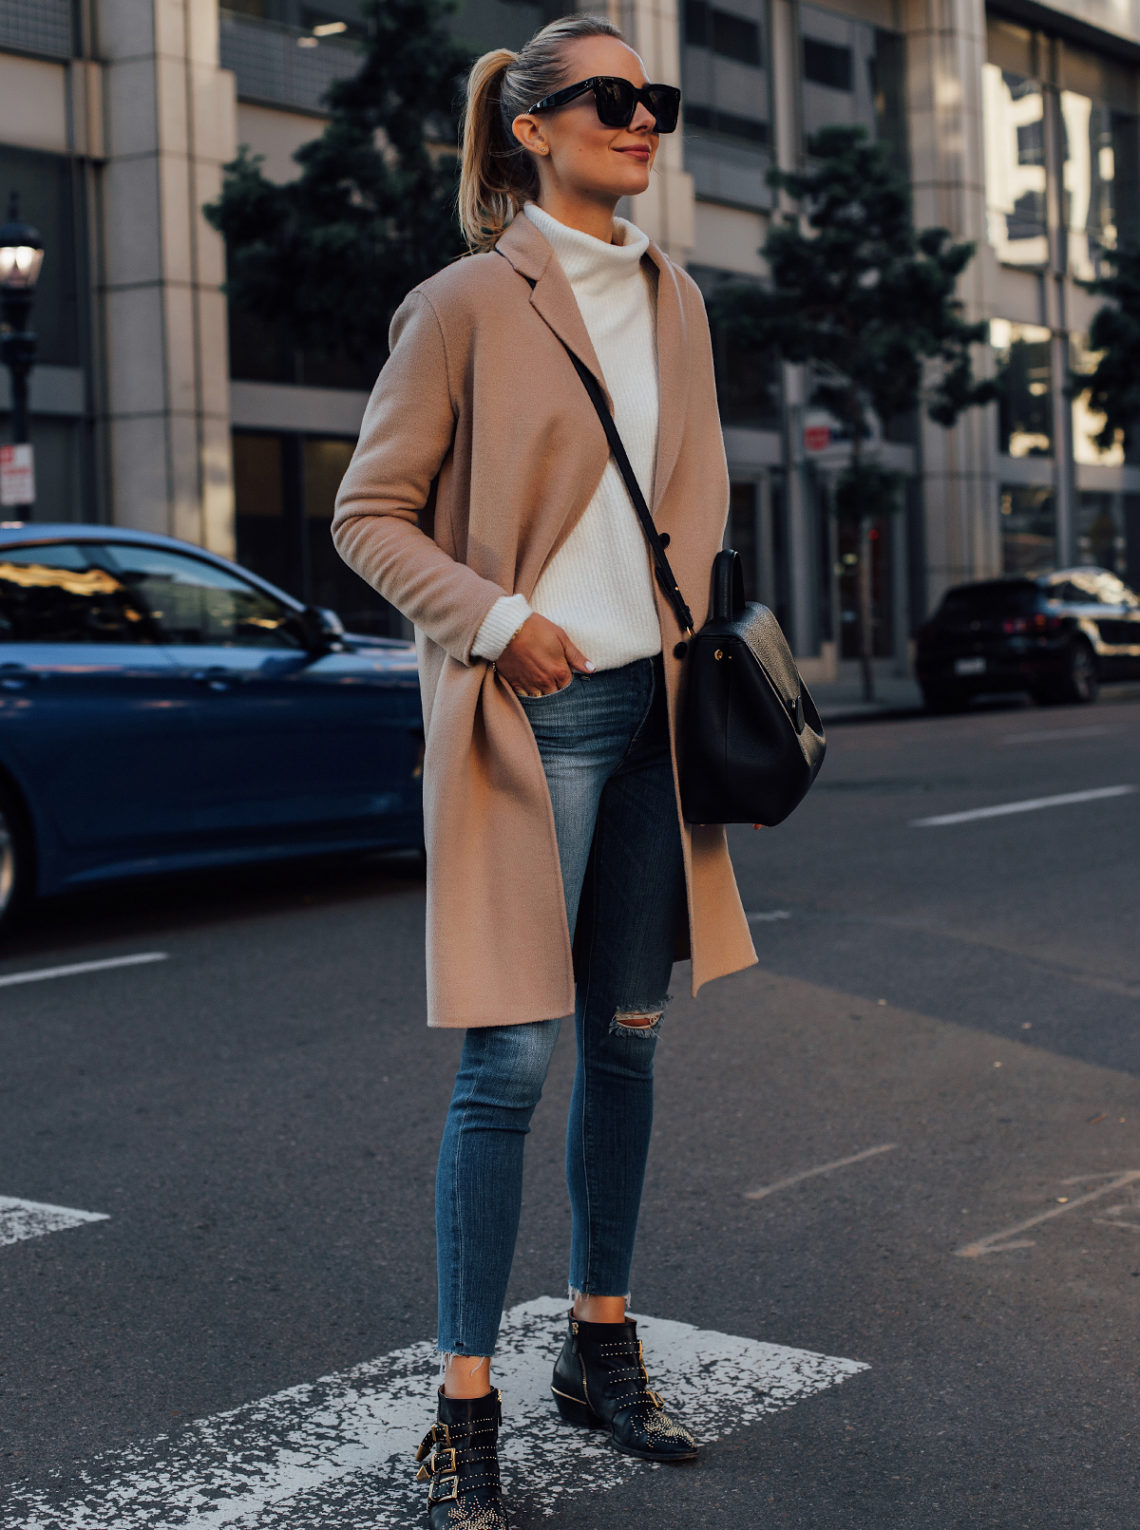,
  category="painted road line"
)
[744,1143,897,1202]
[0,952,168,989]
[747,909,792,923]
[998,725,1115,746]
[0,1295,868,1530]
[911,784,1136,828]
[954,1170,1140,1258]
[0,1196,109,1248]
